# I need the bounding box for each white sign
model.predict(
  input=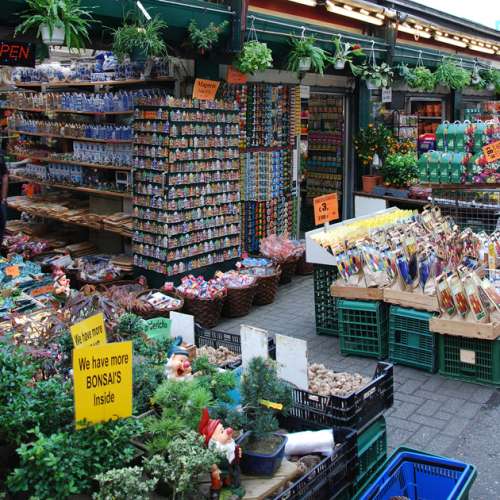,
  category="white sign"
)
[382,87,392,103]
[460,349,476,365]
[240,324,268,367]
[170,311,195,345]
[300,85,310,99]
[276,334,308,390]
